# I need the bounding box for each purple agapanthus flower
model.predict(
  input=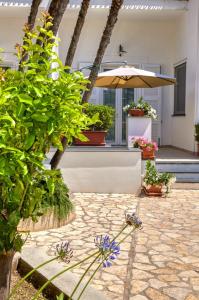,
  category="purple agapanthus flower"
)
[55,241,73,263]
[125,211,142,228]
[94,235,120,268]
